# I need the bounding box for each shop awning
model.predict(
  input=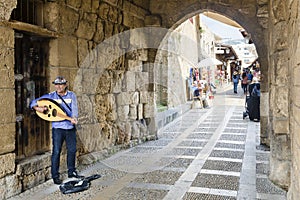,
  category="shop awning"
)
[197,57,223,68]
